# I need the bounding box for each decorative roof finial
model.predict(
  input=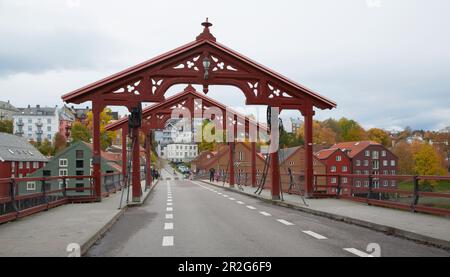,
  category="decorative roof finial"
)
[196,18,216,42]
